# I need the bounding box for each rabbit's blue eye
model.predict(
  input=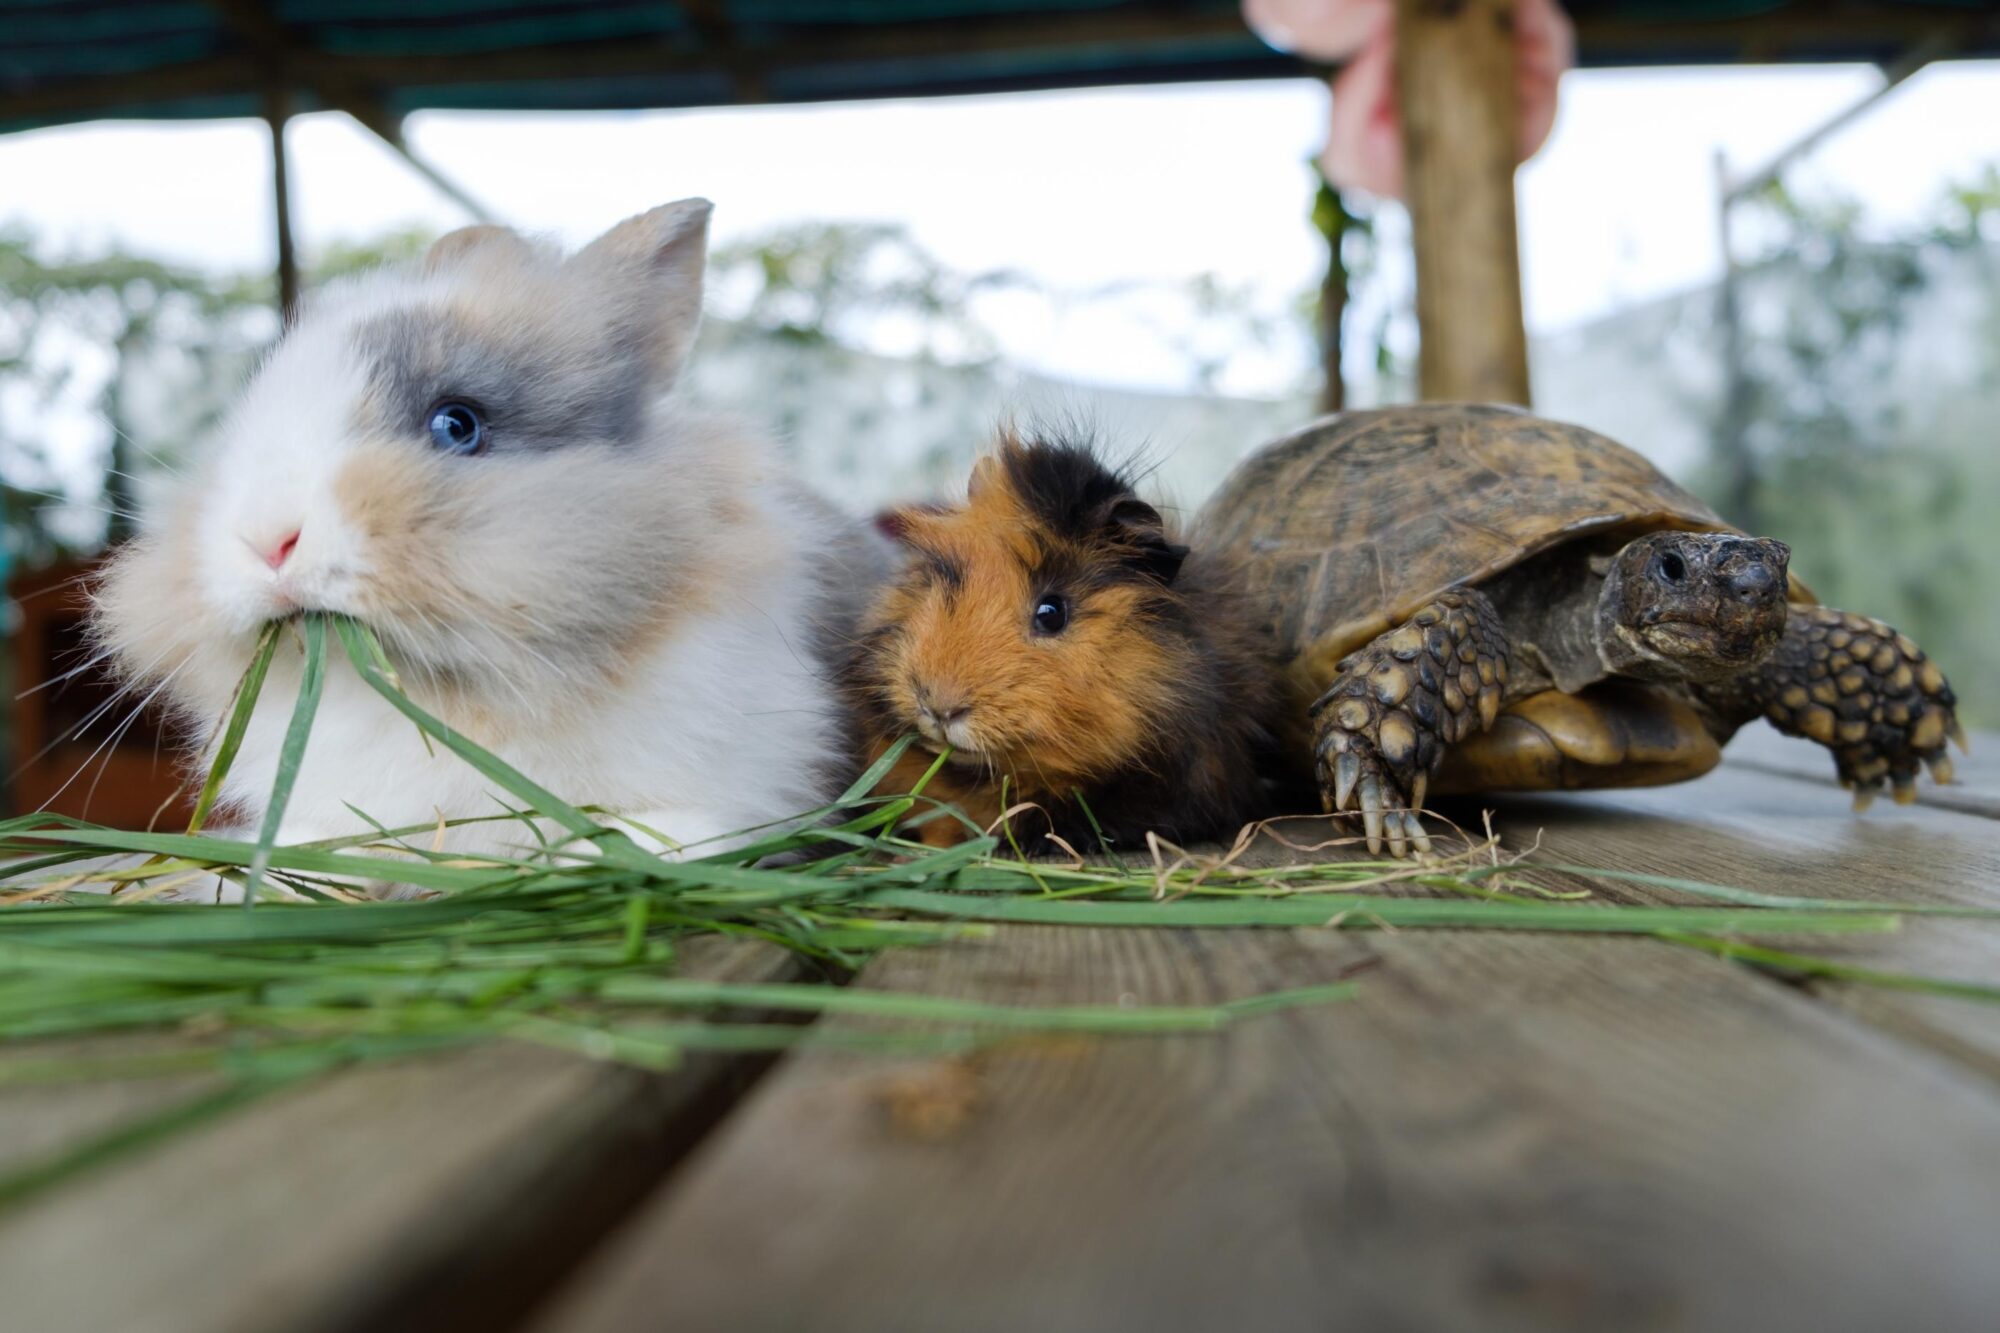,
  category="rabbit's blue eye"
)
[427,402,486,456]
